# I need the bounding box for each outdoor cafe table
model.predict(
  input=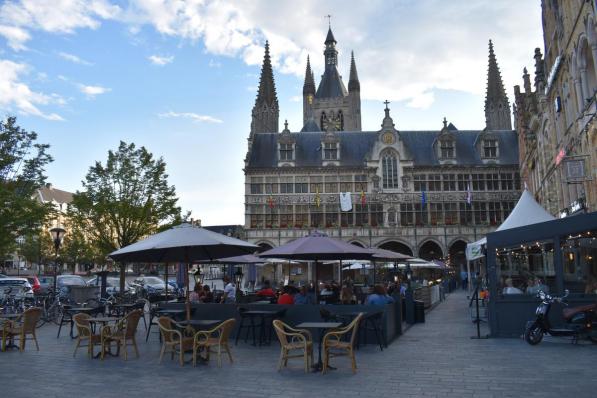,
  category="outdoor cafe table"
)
[295,321,342,372]
[86,317,121,358]
[1,314,21,351]
[177,319,221,330]
[112,303,136,317]
[66,307,97,338]
[242,310,278,346]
